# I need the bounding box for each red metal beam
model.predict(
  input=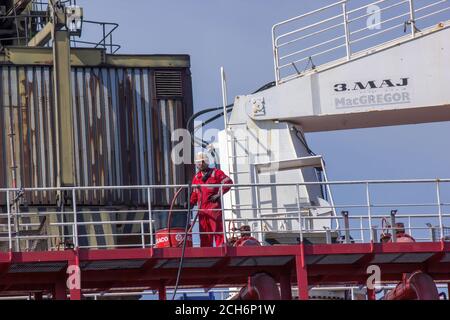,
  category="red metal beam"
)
[0,242,448,299]
[159,282,166,300]
[295,244,309,300]
[279,269,293,300]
